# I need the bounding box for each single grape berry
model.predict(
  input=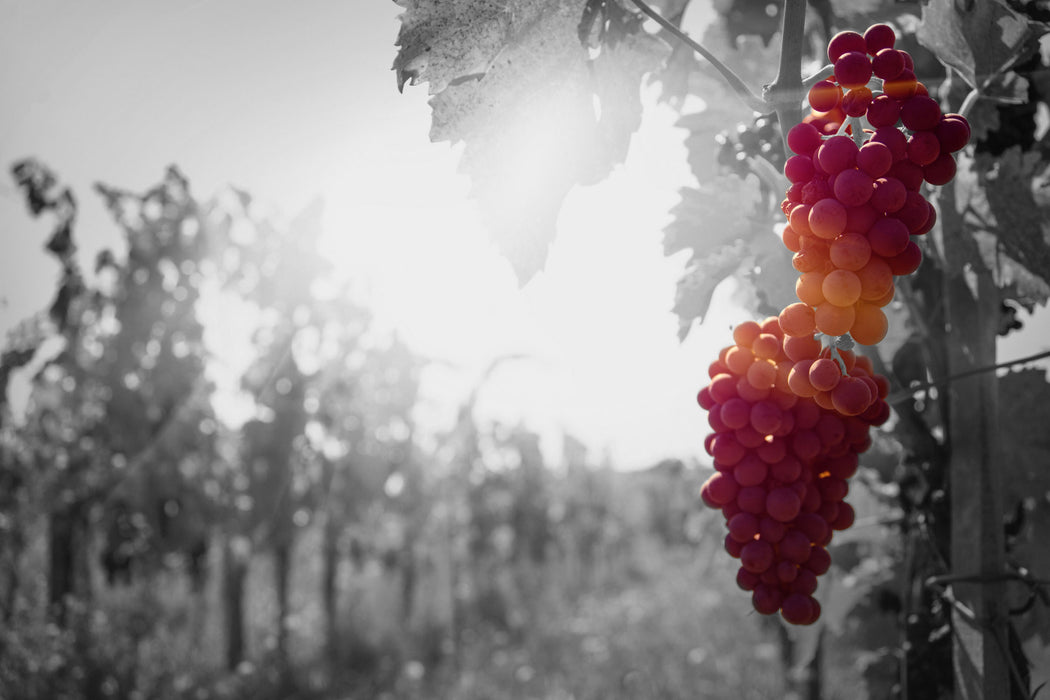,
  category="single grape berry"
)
[808,80,842,112]
[865,94,900,129]
[900,96,942,131]
[923,153,957,186]
[830,233,872,271]
[808,198,848,239]
[936,115,971,153]
[827,30,867,62]
[817,135,859,174]
[857,141,893,178]
[834,51,873,89]
[841,87,873,118]
[833,169,874,207]
[883,68,918,99]
[778,302,817,337]
[787,122,824,155]
[864,24,896,55]
[871,48,905,81]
